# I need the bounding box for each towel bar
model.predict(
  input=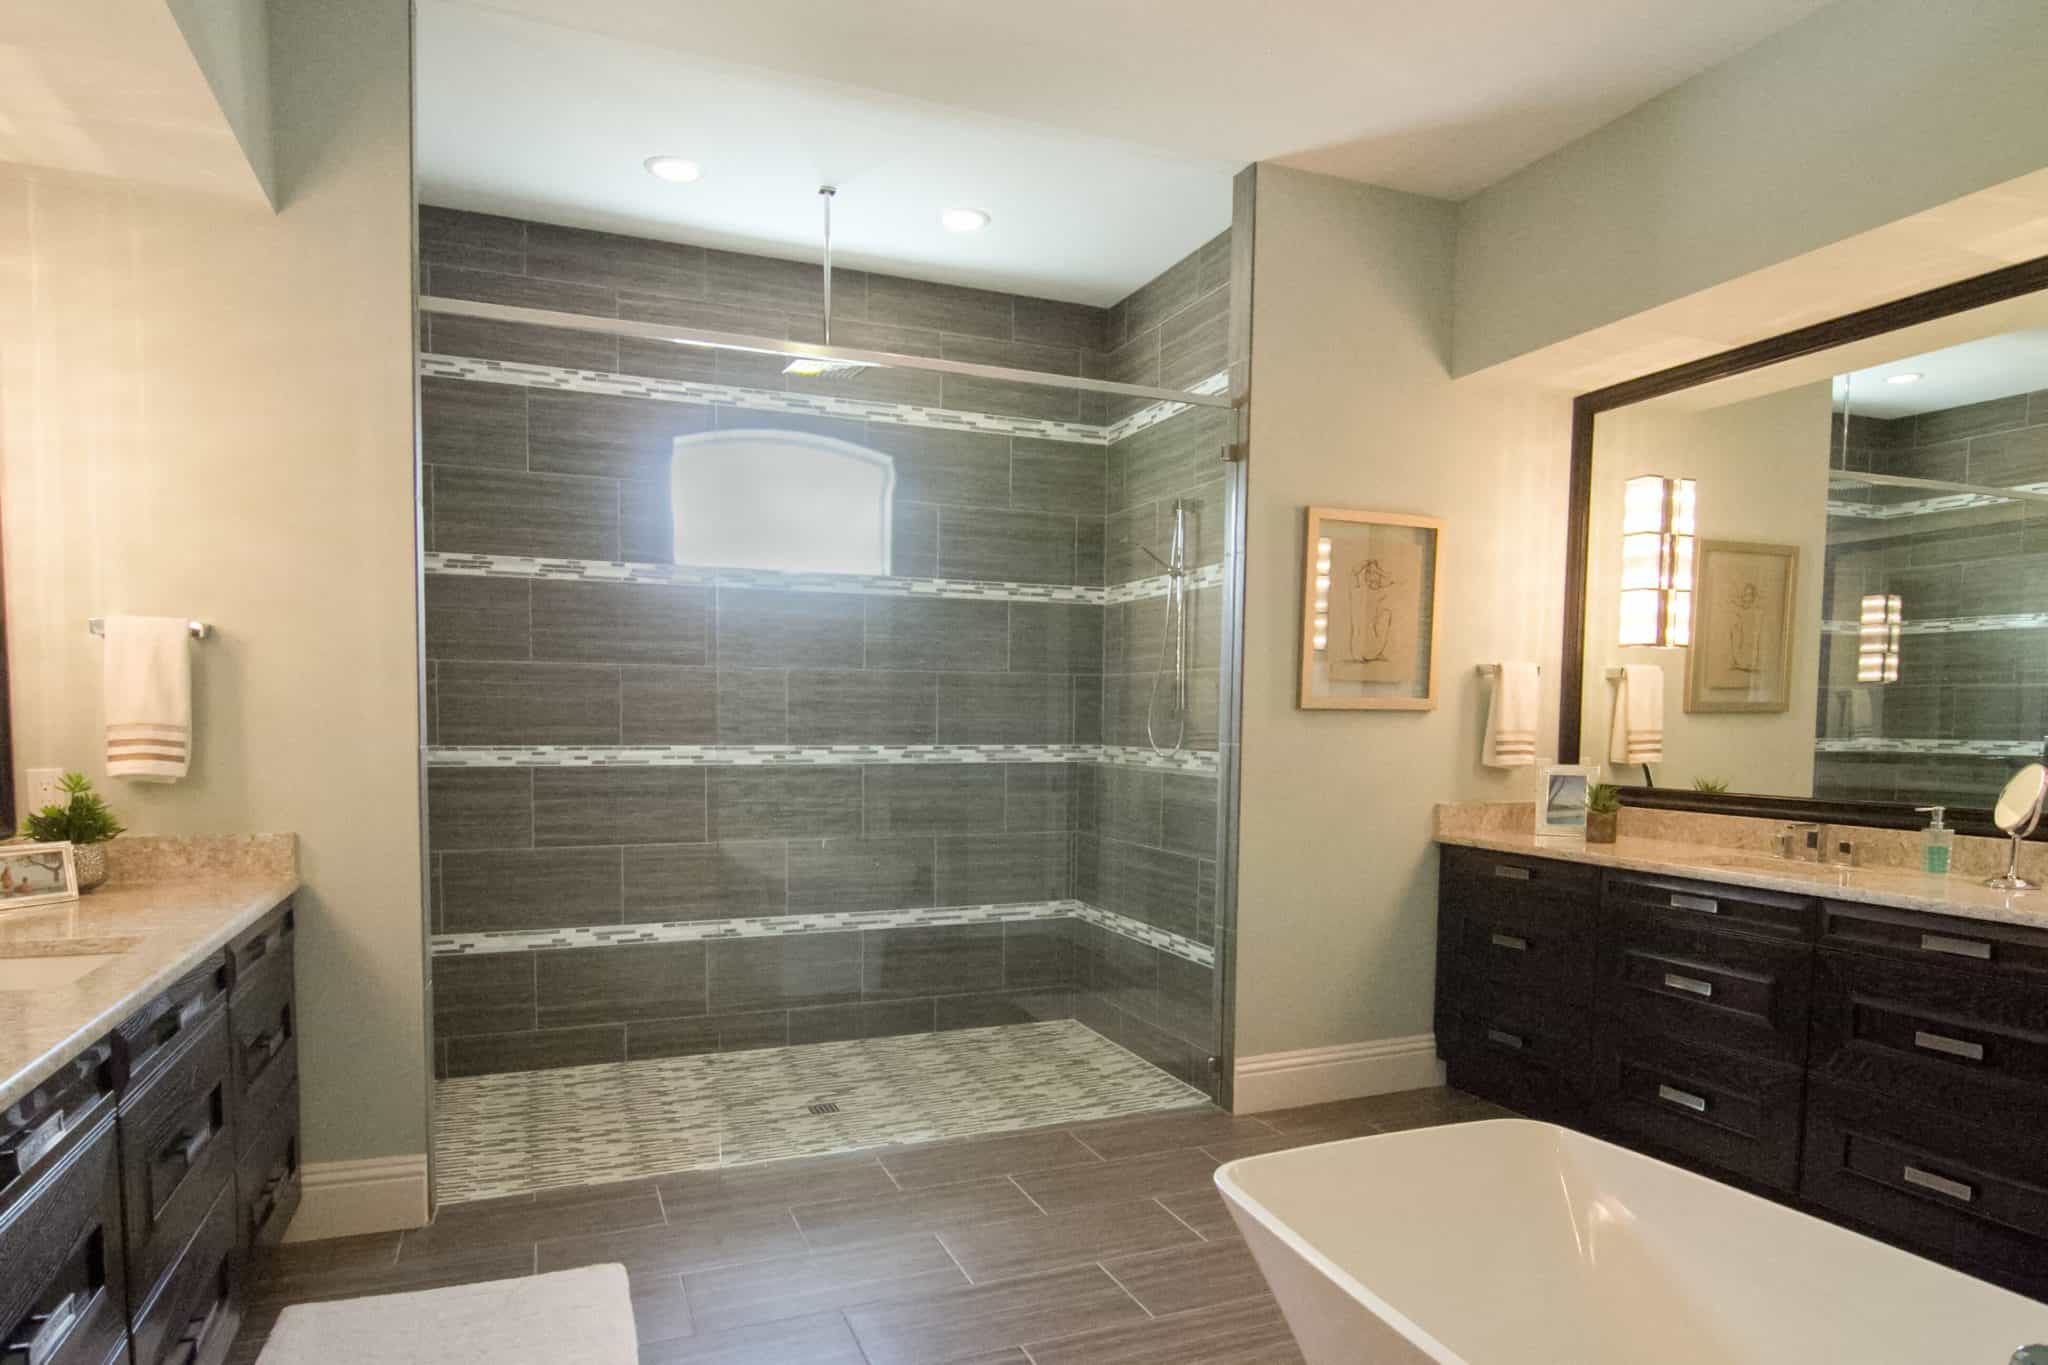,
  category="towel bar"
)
[87,618,210,639]
[1475,664,1541,676]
